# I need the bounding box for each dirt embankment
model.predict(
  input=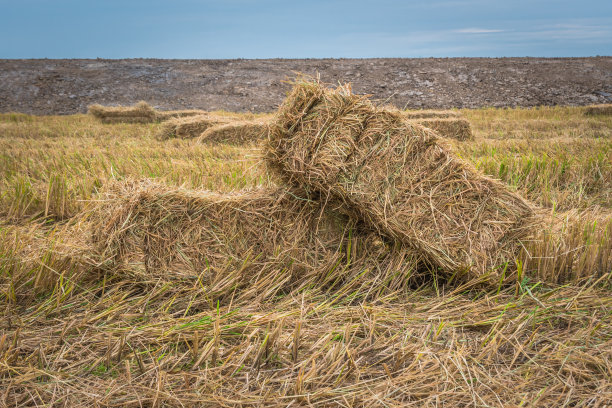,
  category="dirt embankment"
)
[1,57,611,114]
